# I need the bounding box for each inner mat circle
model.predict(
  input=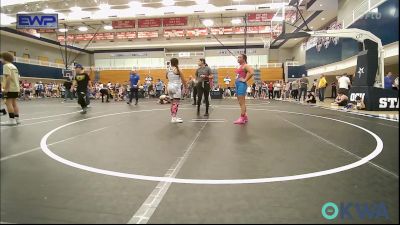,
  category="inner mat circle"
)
[40,108,383,185]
